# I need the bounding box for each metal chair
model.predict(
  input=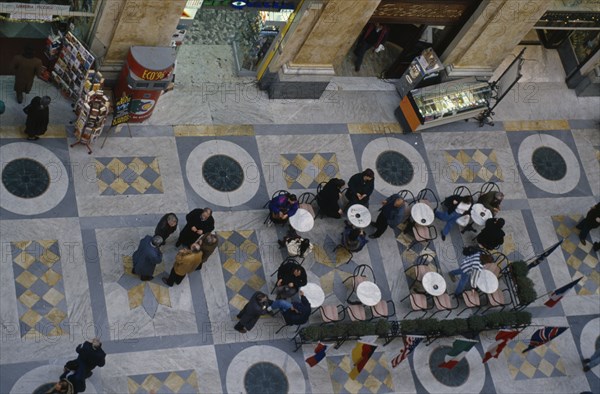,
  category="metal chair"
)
[409,223,438,250]
[370,299,396,320]
[343,264,376,304]
[264,190,290,225]
[457,290,482,316]
[333,239,354,265]
[319,304,346,324]
[402,291,431,318]
[415,188,439,211]
[473,182,500,201]
[481,251,508,277]
[347,304,369,321]
[482,288,512,313]
[431,293,459,318]
[298,192,316,205]
[398,189,415,204]
[452,185,472,199]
